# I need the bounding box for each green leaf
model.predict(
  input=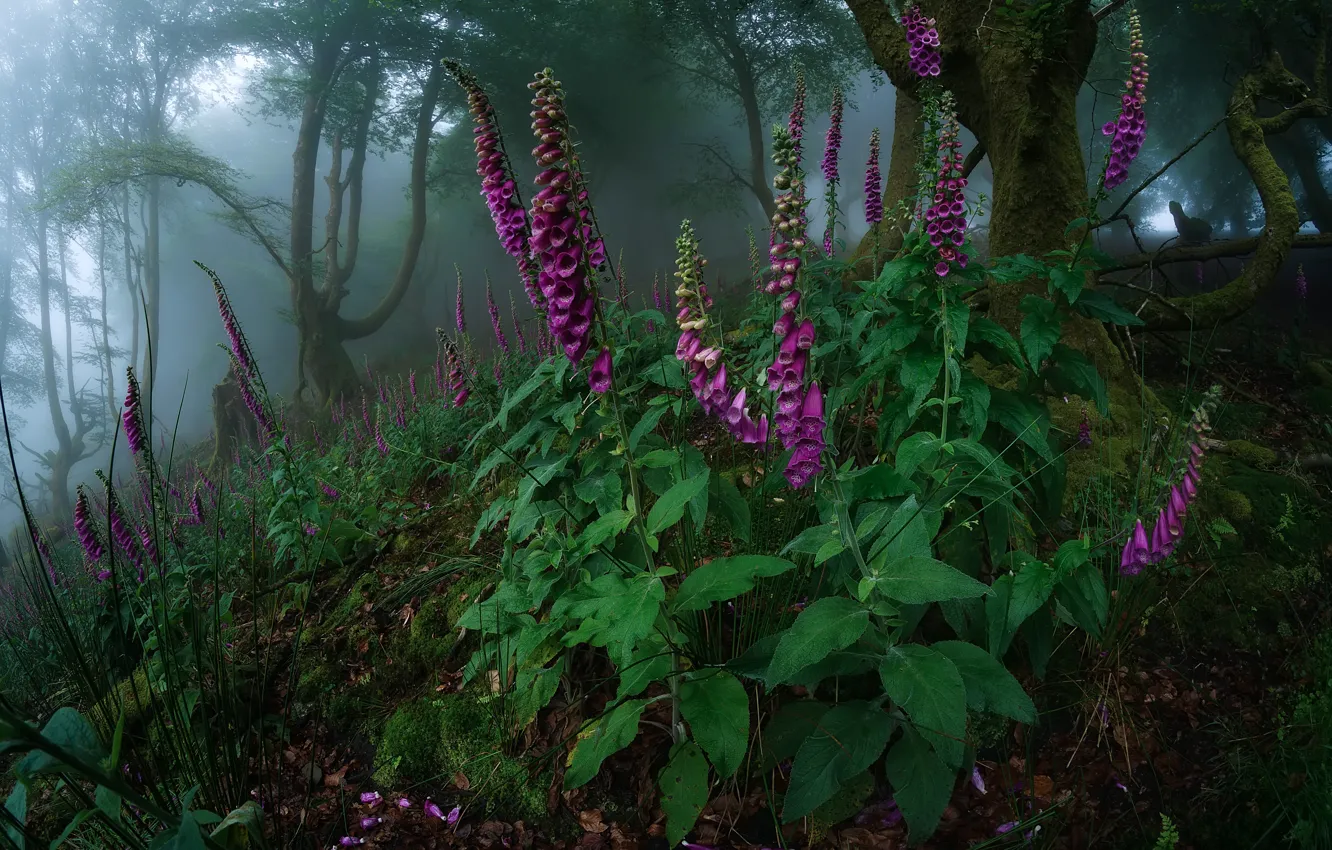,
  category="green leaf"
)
[565,699,648,789]
[988,389,1055,461]
[766,598,870,686]
[574,471,623,515]
[658,741,709,845]
[496,365,551,429]
[899,349,943,418]
[1056,560,1108,638]
[162,811,208,850]
[646,471,710,534]
[872,555,990,605]
[637,449,680,469]
[49,808,97,849]
[1019,295,1062,369]
[931,640,1036,723]
[1045,344,1109,415]
[1074,289,1145,326]
[672,556,797,613]
[209,801,265,848]
[4,781,26,850]
[94,785,122,826]
[16,708,106,781]
[757,701,829,771]
[956,373,990,438]
[969,317,1025,369]
[985,573,1015,657]
[880,645,967,768]
[629,405,670,453]
[560,572,665,659]
[711,475,751,542]
[883,726,954,843]
[1050,537,1091,580]
[679,670,750,778]
[781,523,839,557]
[783,701,894,822]
[1007,557,1055,637]
[617,636,671,700]
[577,509,635,553]
[1049,266,1085,304]
[642,354,687,388]
[894,433,942,480]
